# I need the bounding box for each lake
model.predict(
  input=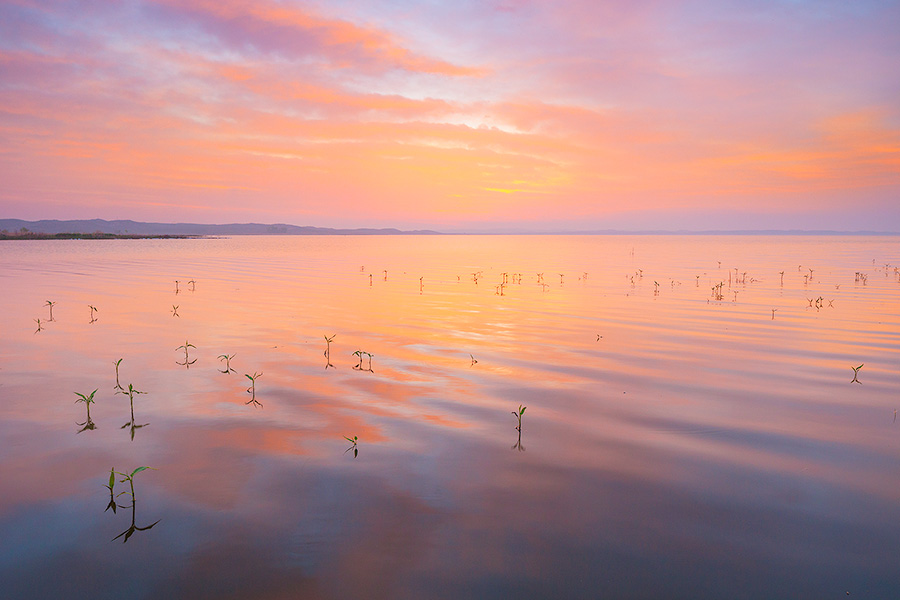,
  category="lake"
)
[1,234,898,599]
